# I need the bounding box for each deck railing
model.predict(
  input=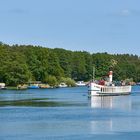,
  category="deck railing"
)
[100,86,131,93]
